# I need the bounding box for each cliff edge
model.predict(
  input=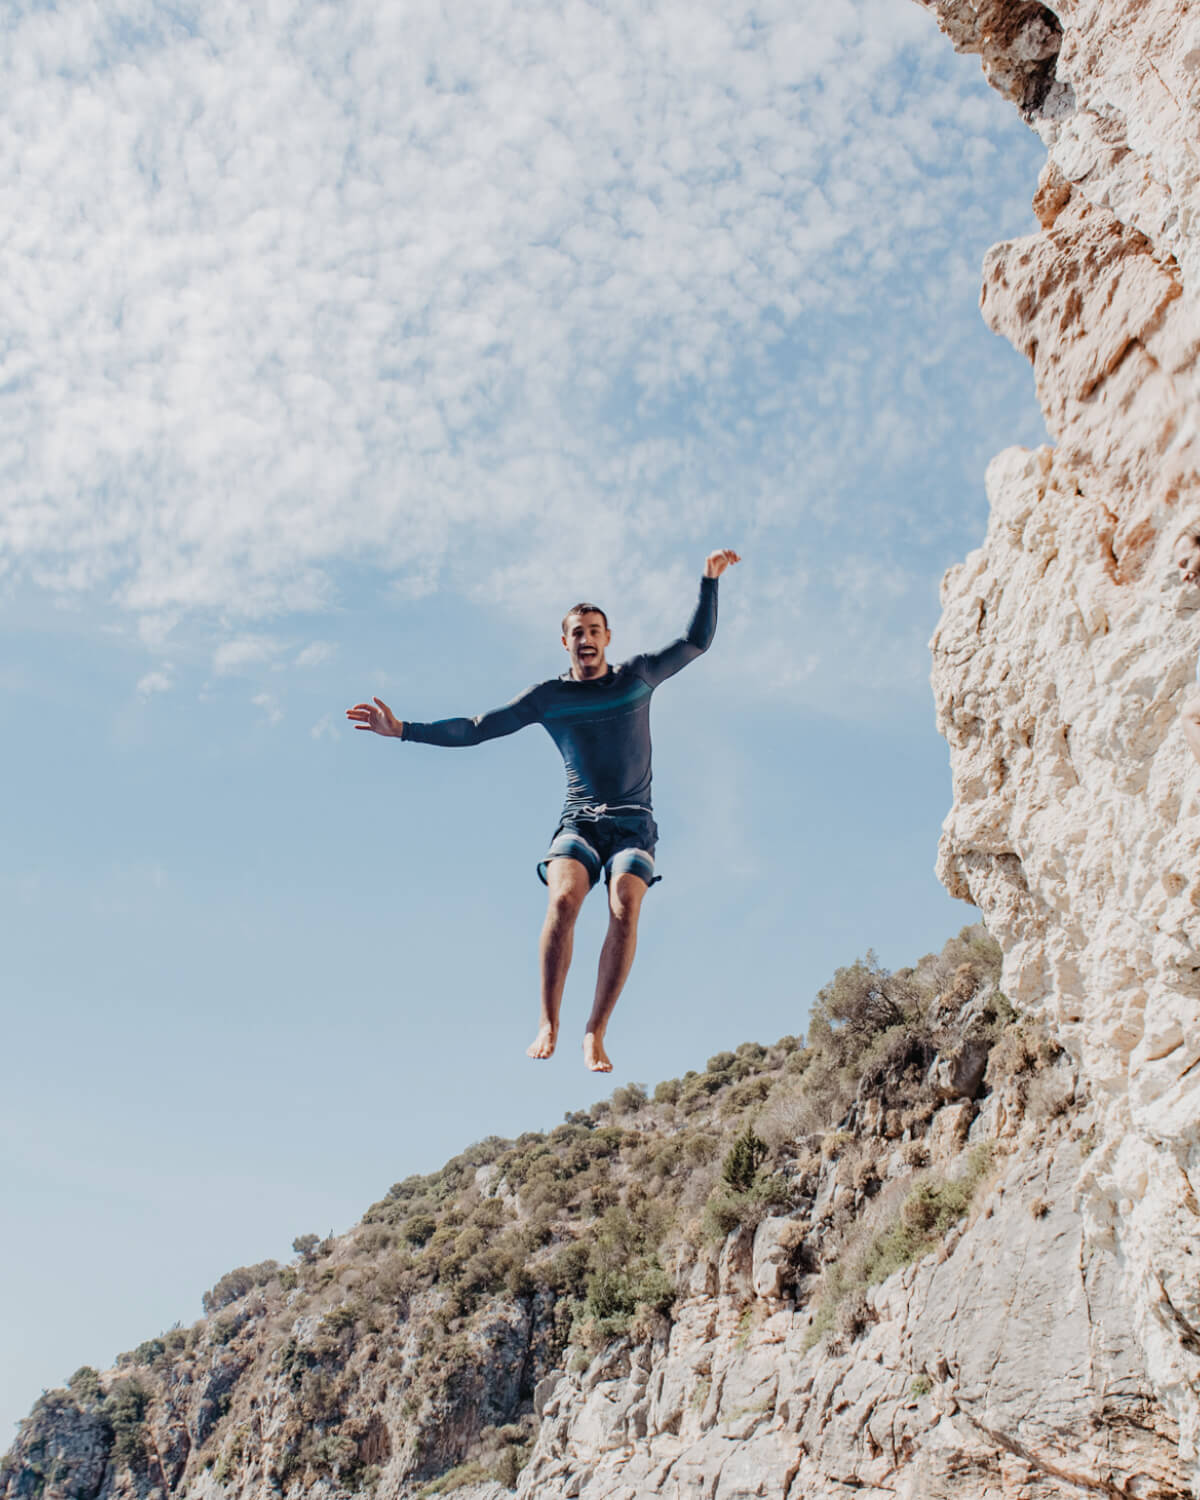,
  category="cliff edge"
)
[920,0,1200,1477]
